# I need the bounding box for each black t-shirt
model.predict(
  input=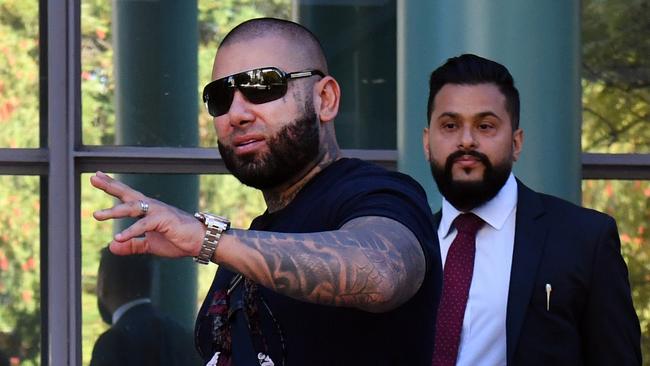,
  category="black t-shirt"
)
[195,158,441,365]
